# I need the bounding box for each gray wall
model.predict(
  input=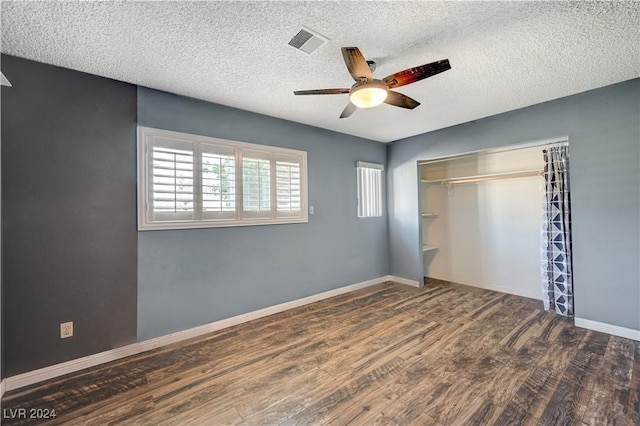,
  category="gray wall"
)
[388,78,640,331]
[1,55,138,376]
[137,87,388,340]
[1,67,5,379]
